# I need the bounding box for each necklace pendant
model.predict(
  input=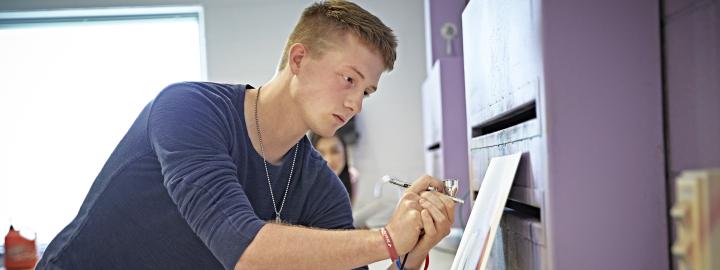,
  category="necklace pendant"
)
[275,216,282,223]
